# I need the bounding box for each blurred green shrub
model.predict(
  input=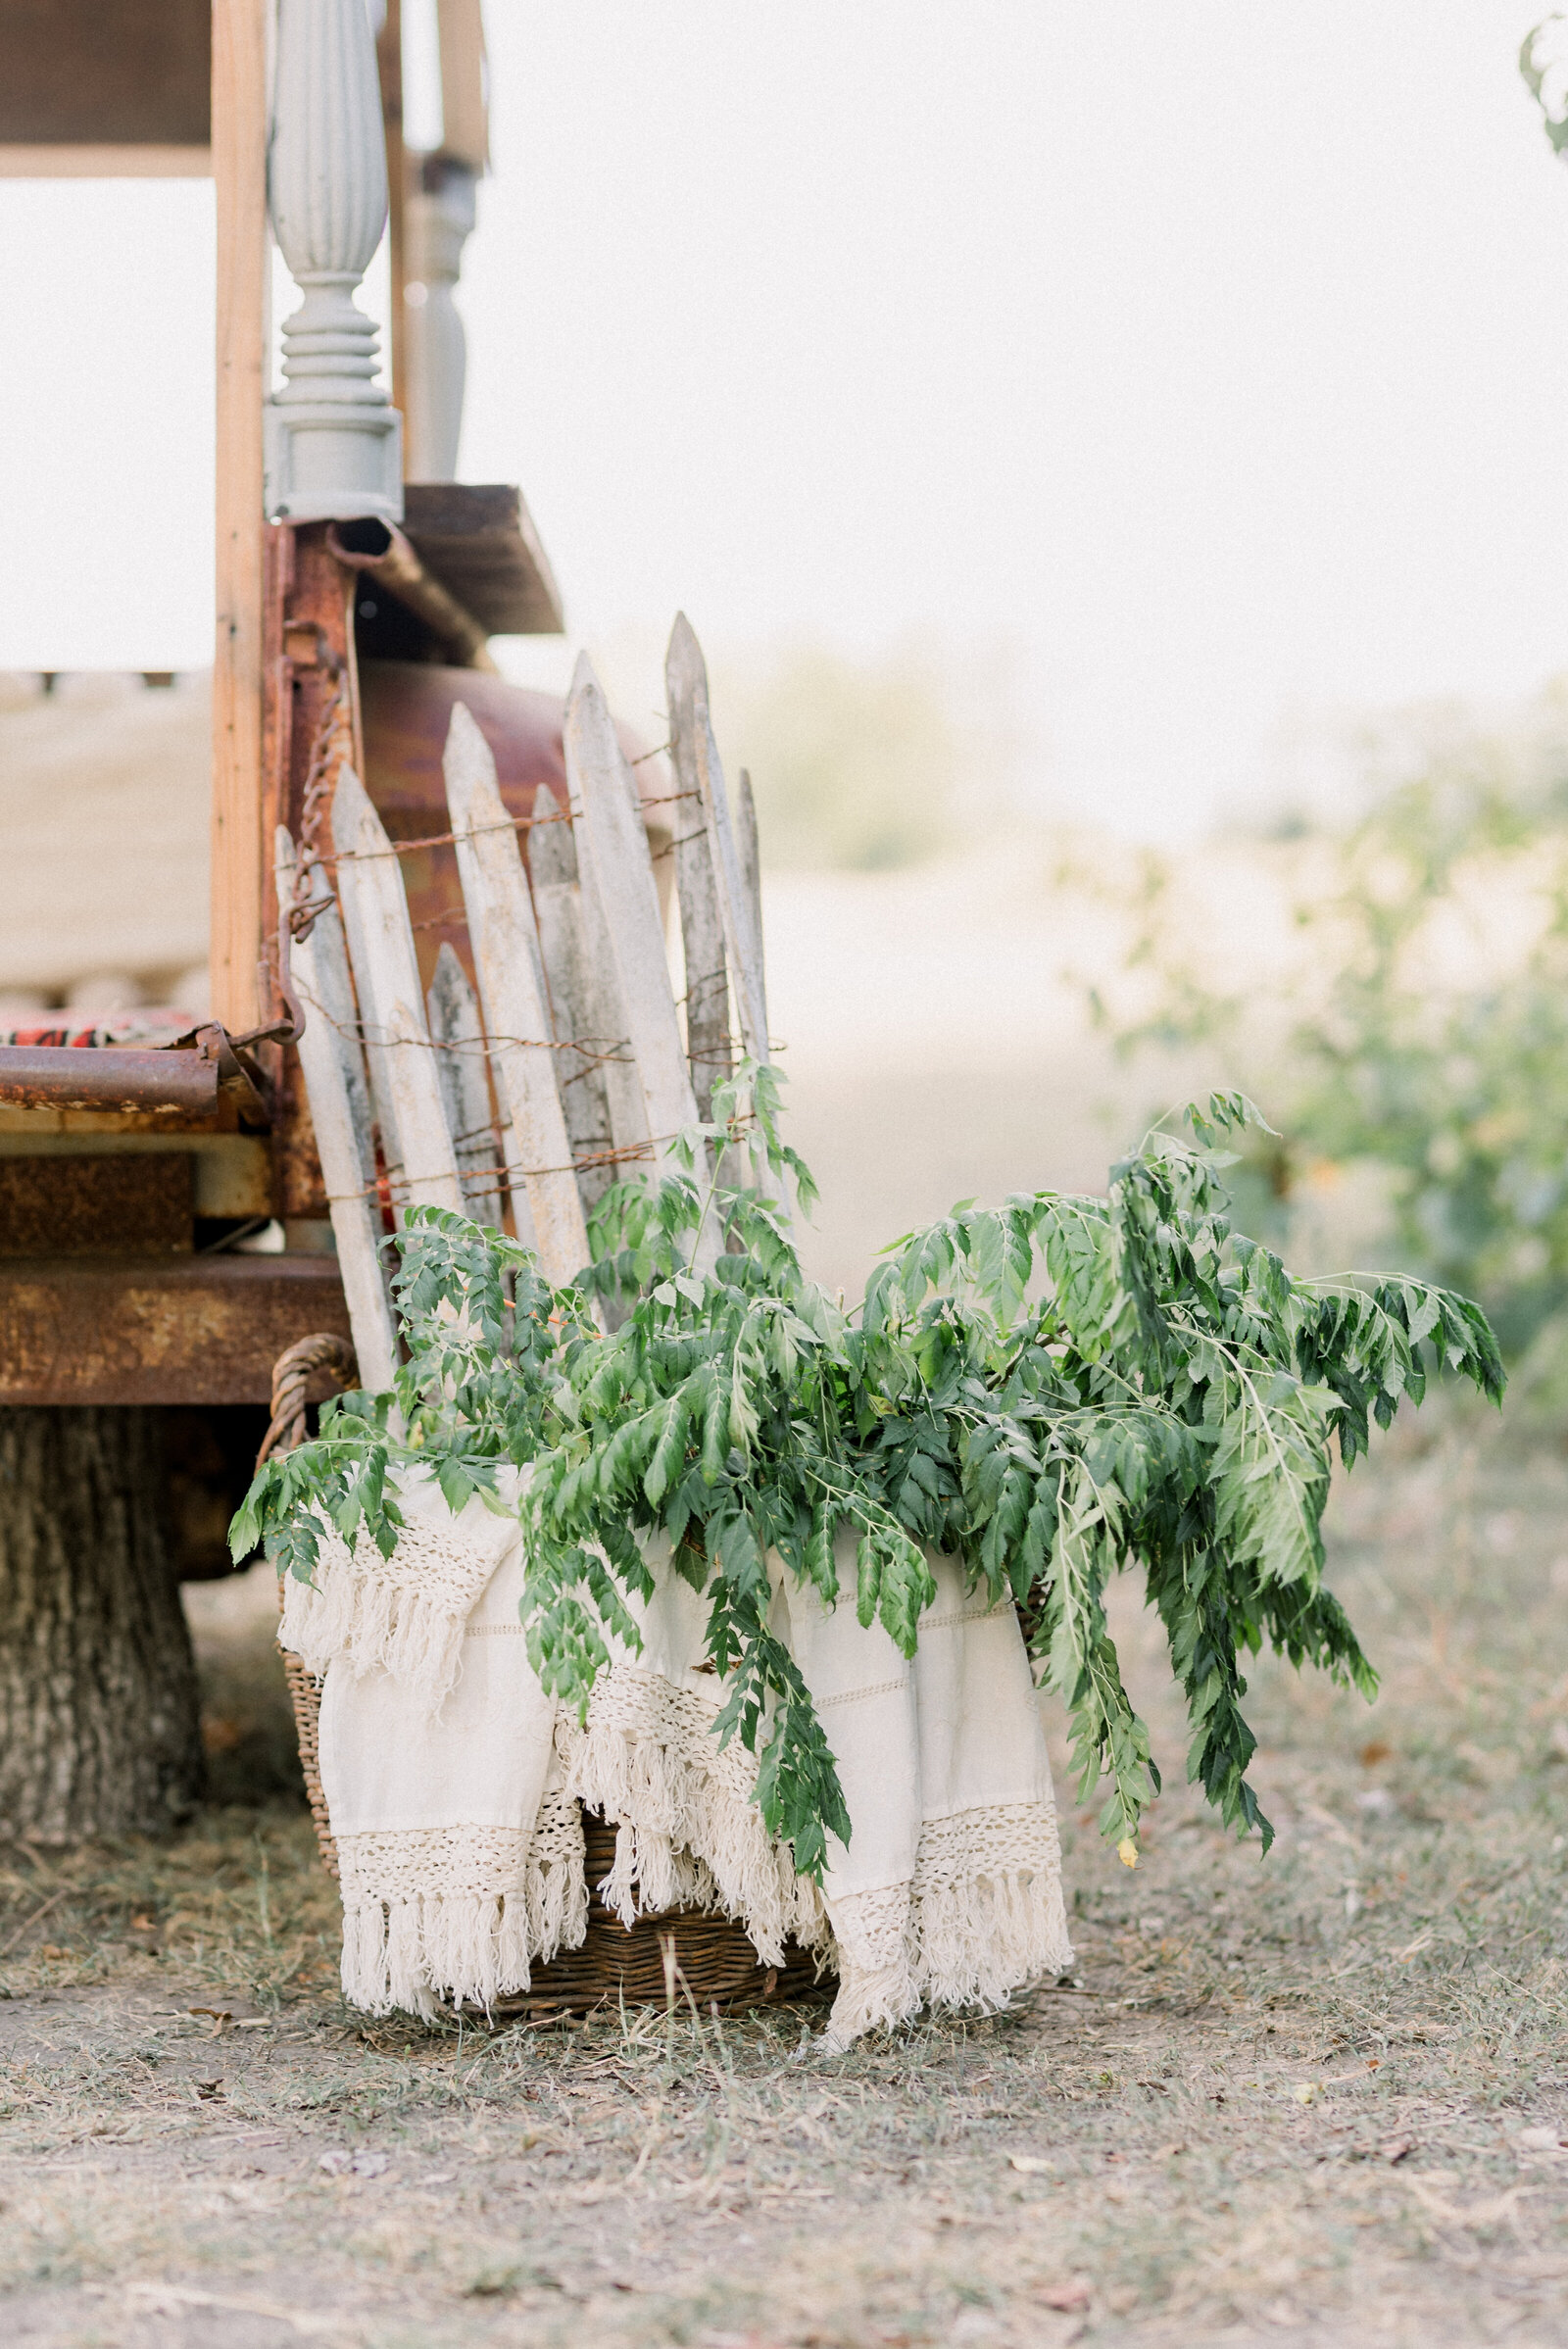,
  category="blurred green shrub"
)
[717,639,959,871]
[1102,685,1568,1365]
